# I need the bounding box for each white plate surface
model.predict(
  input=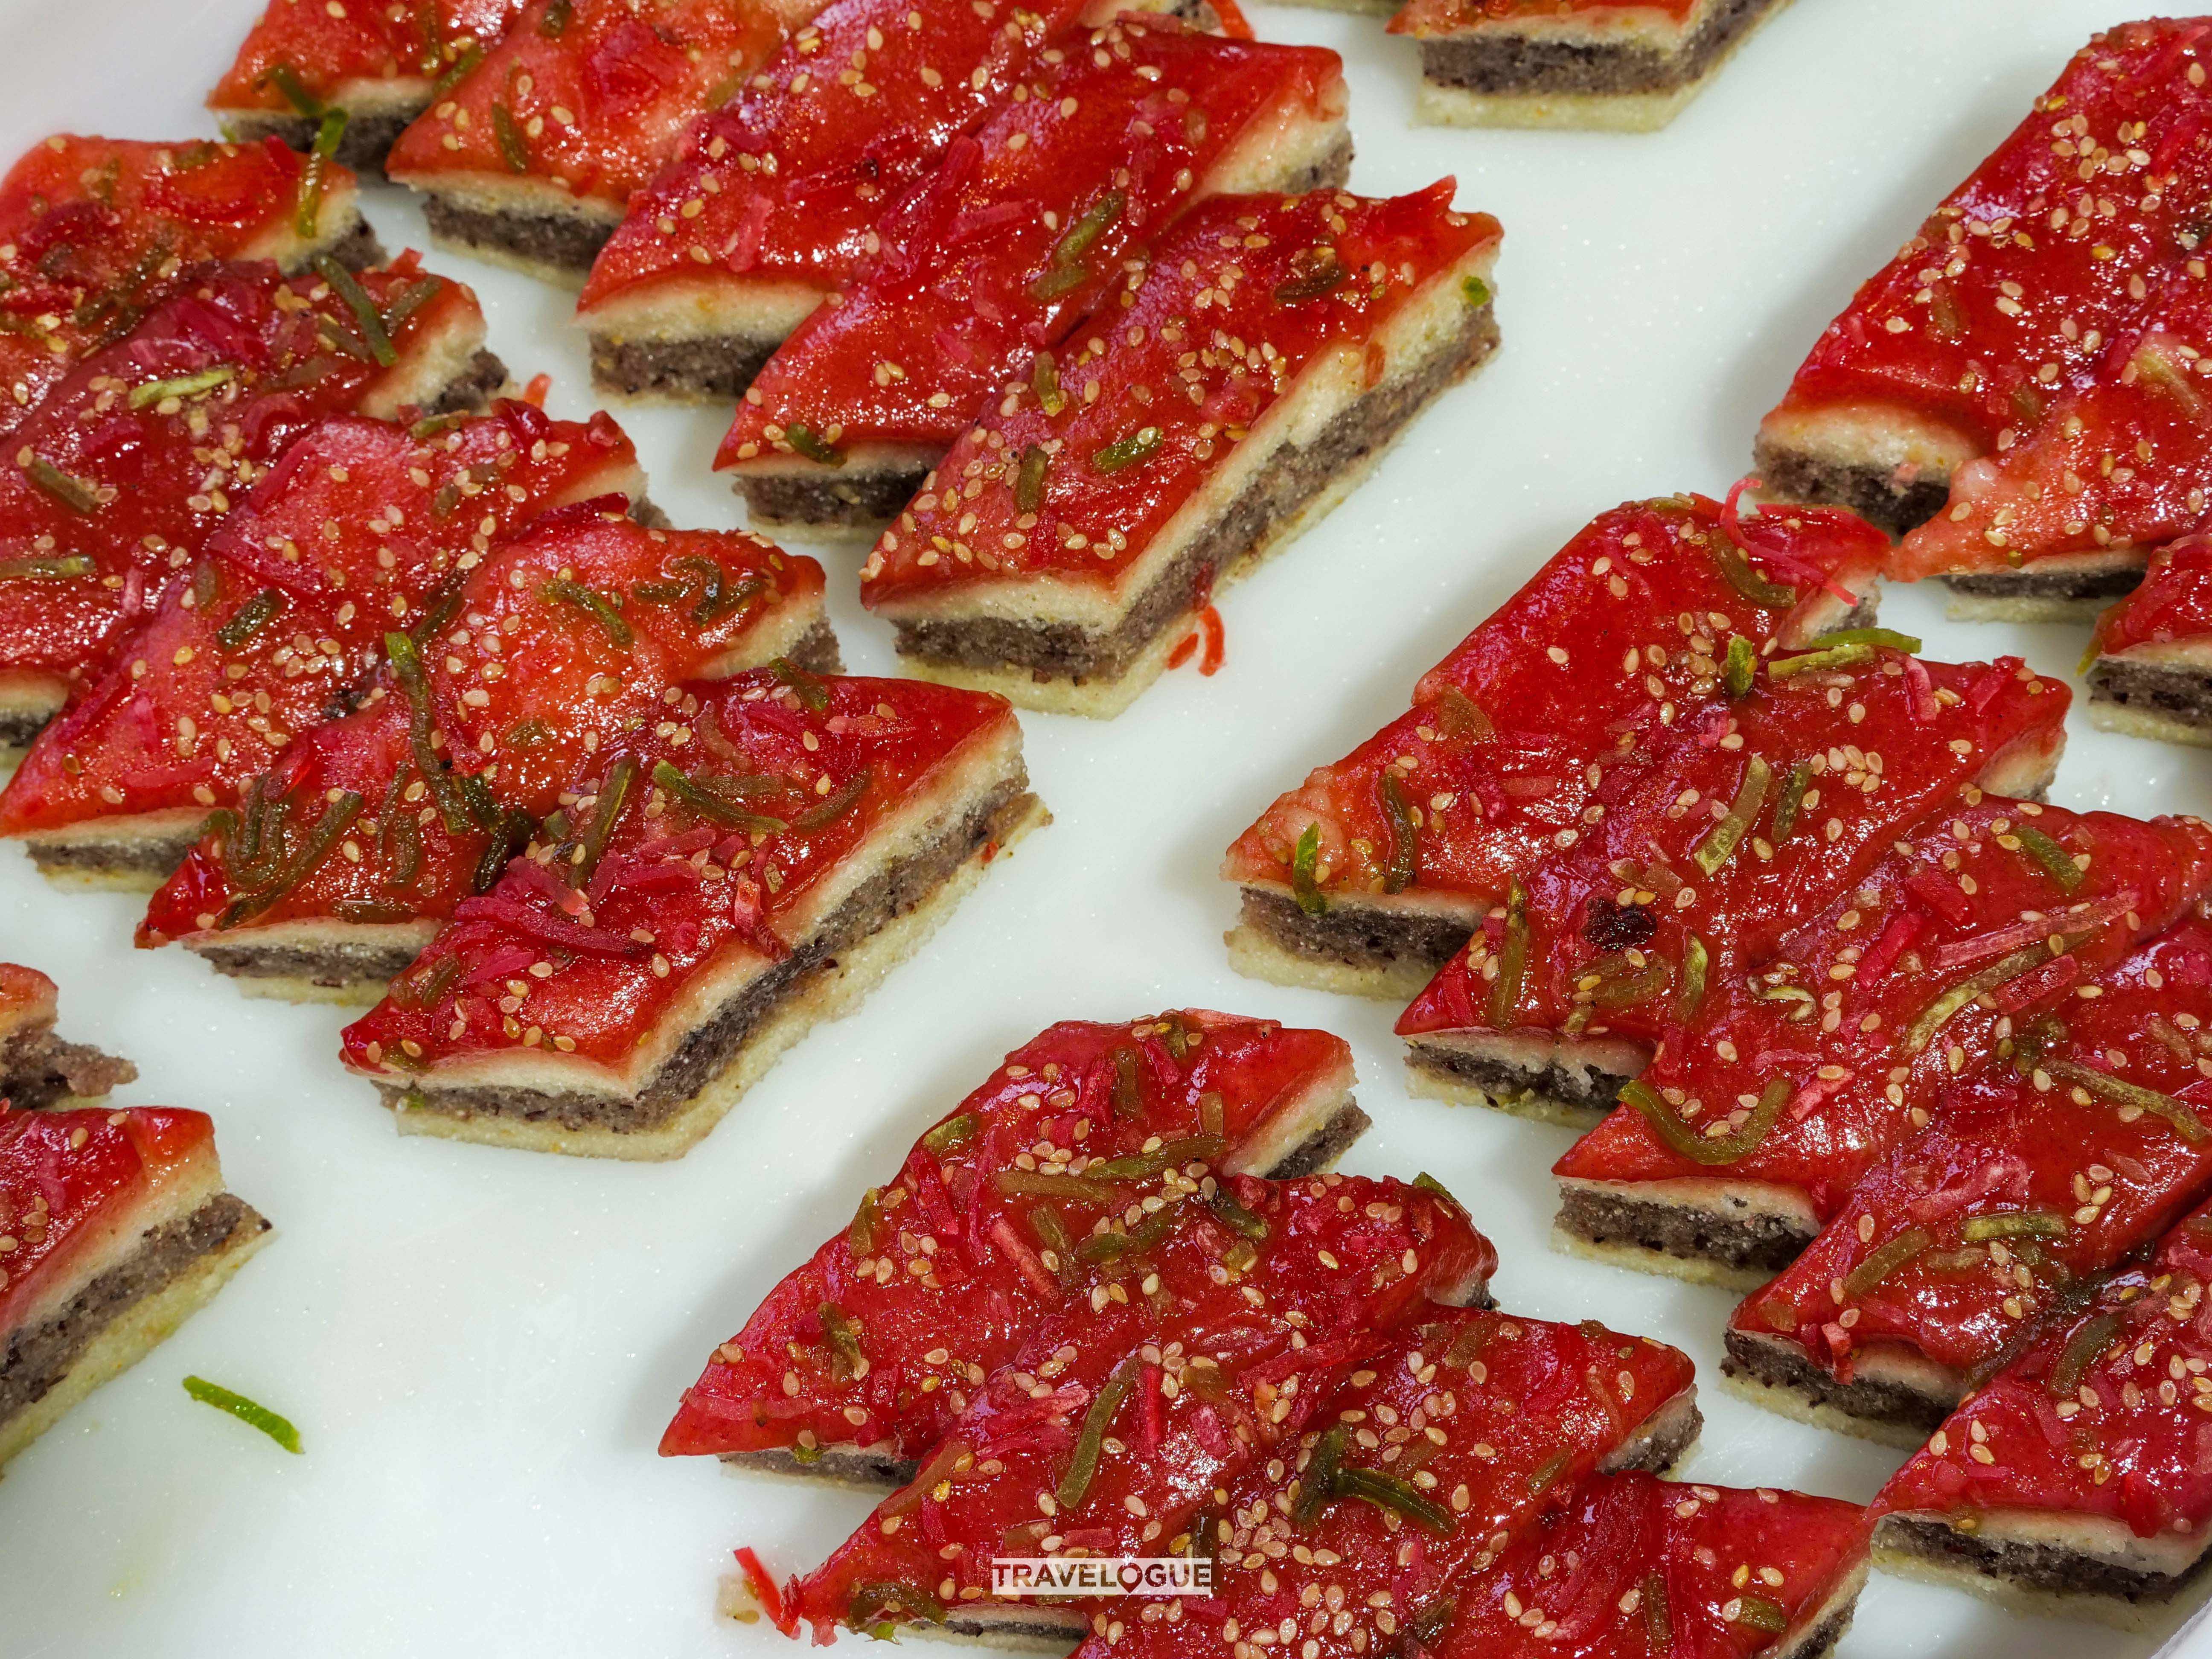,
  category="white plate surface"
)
[0,1,2205,1655]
